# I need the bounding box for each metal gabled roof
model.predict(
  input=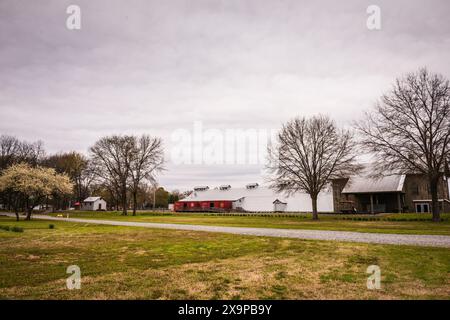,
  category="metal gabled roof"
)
[179,187,272,202]
[83,196,102,202]
[342,174,405,194]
